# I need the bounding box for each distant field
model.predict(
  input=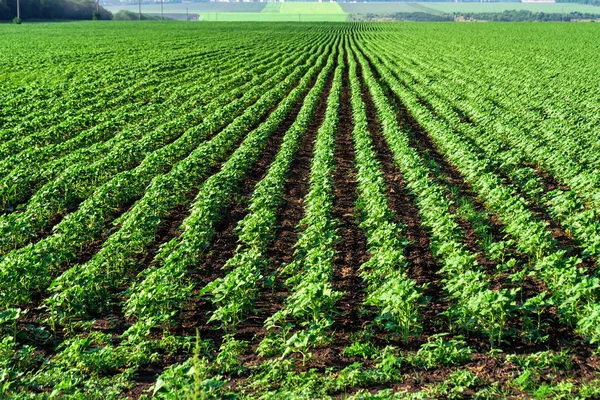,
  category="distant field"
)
[106,2,348,21]
[197,12,347,21]
[263,2,346,13]
[257,2,347,21]
[106,2,600,19]
[340,2,438,14]
[341,2,600,14]
[423,1,600,13]
[104,2,267,14]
